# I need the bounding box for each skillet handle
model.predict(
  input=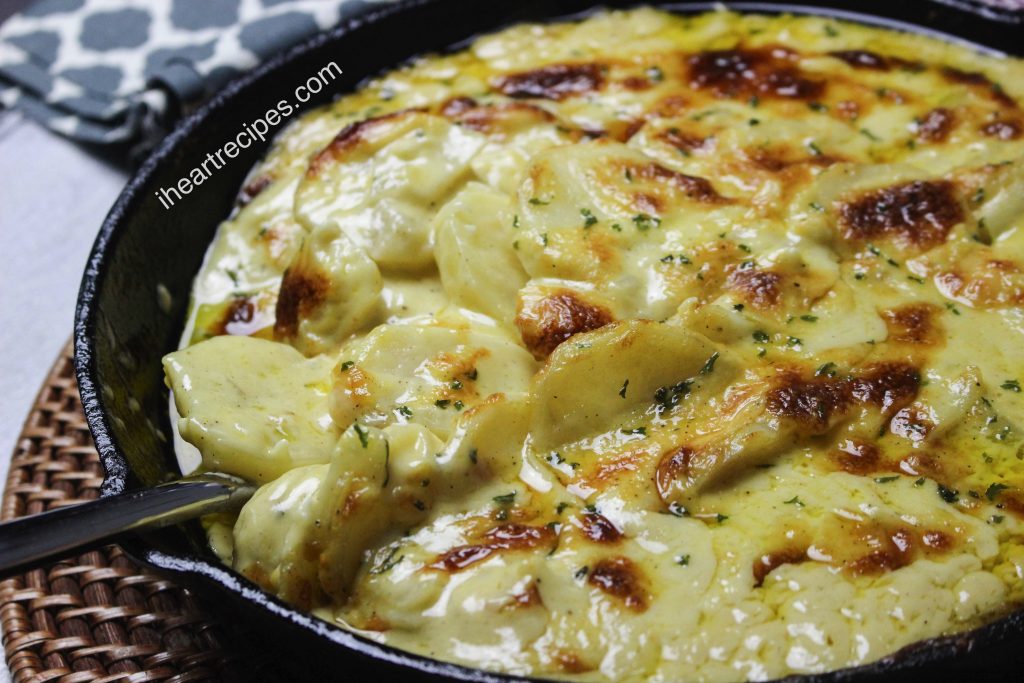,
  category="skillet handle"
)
[0,474,254,577]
